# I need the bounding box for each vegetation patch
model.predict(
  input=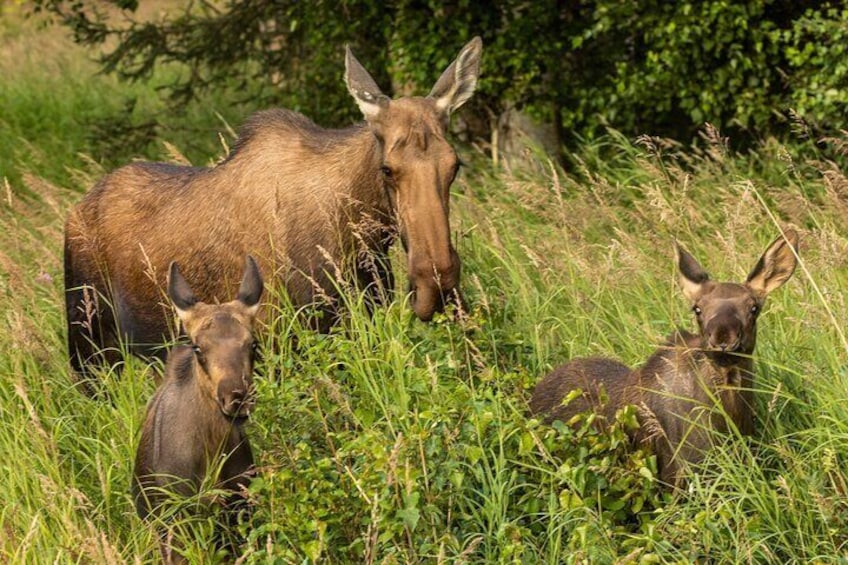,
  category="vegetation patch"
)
[1,7,847,564]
